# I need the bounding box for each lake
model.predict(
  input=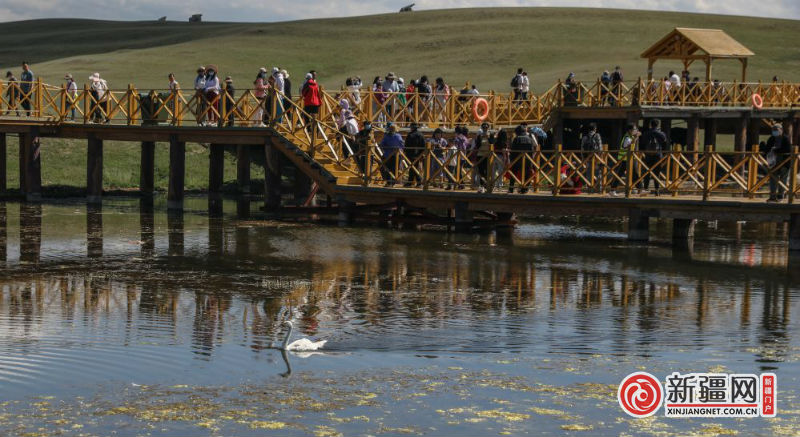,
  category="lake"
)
[0,197,798,436]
